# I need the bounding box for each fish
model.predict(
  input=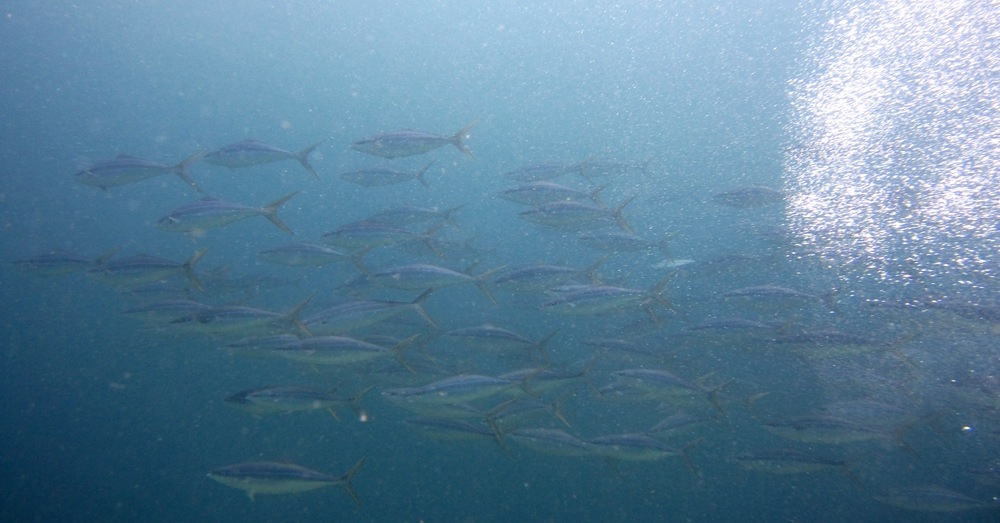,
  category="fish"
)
[302,289,437,335]
[506,428,592,457]
[169,296,312,336]
[75,151,205,192]
[87,247,211,291]
[403,417,498,442]
[503,161,592,183]
[382,374,519,406]
[872,486,994,512]
[350,121,477,159]
[122,299,211,324]
[648,412,713,436]
[518,197,634,232]
[366,204,464,229]
[223,384,374,420]
[339,161,435,188]
[203,139,324,179]
[321,221,442,255]
[577,230,675,257]
[273,334,418,371]
[257,242,367,272]
[218,334,302,359]
[614,369,729,413]
[540,278,674,326]
[712,186,786,208]
[445,326,557,362]
[497,182,604,206]
[13,247,119,277]
[587,433,698,467]
[721,285,833,310]
[761,415,917,453]
[732,448,860,482]
[498,357,597,396]
[207,457,366,504]
[156,192,298,235]
[493,256,606,293]
[368,264,506,305]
